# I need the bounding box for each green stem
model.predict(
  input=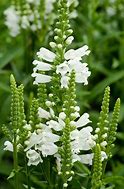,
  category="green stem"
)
[25,157,31,189]
[13,134,19,189]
